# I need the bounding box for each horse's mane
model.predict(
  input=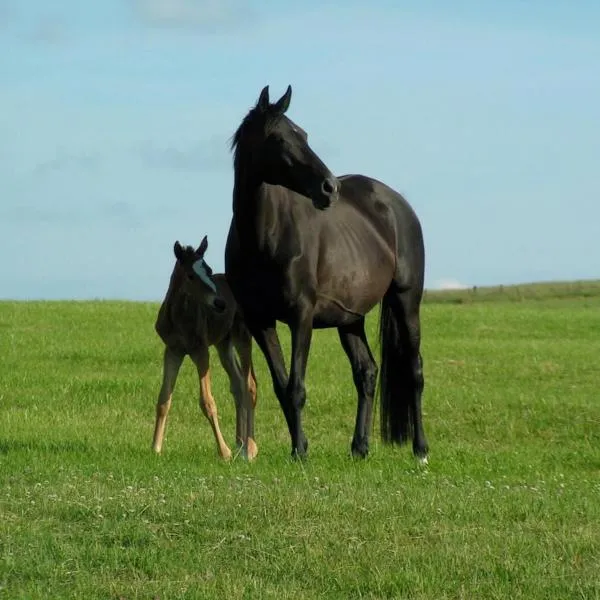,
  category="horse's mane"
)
[229,102,283,169]
[230,109,255,154]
